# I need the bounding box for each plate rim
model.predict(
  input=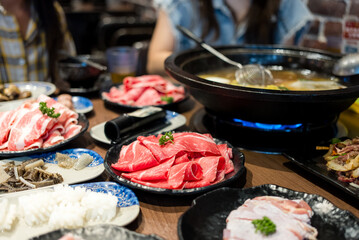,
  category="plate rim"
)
[71,96,94,114]
[104,133,246,195]
[0,113,89,157]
